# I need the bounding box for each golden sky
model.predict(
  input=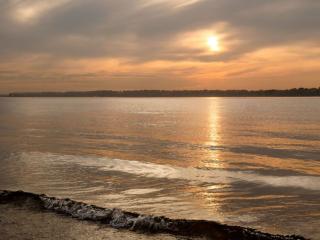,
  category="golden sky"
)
[0,0,319,93]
